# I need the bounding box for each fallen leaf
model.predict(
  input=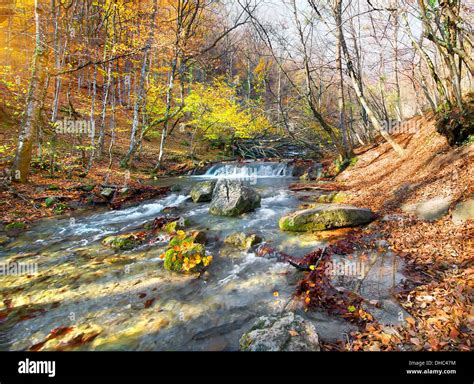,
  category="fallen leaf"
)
[144,298,155,308]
